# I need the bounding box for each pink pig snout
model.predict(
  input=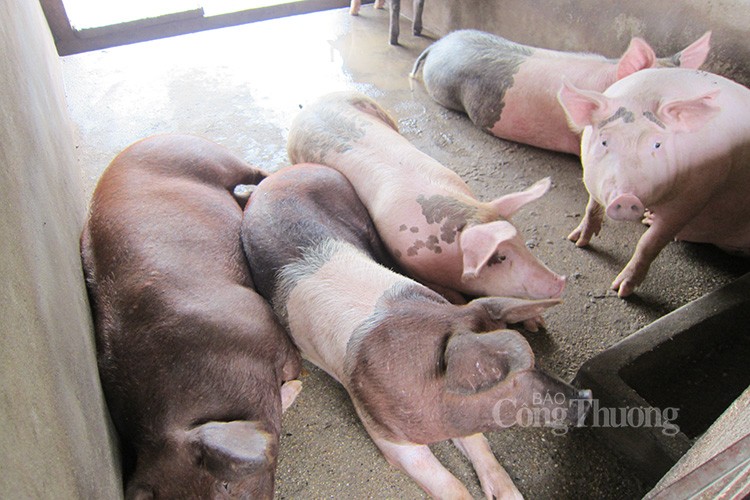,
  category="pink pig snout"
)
[606,194,645,221]
[548,273,567,299]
